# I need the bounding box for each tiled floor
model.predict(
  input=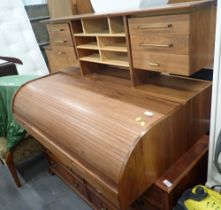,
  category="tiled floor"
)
[0,156,92,210]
